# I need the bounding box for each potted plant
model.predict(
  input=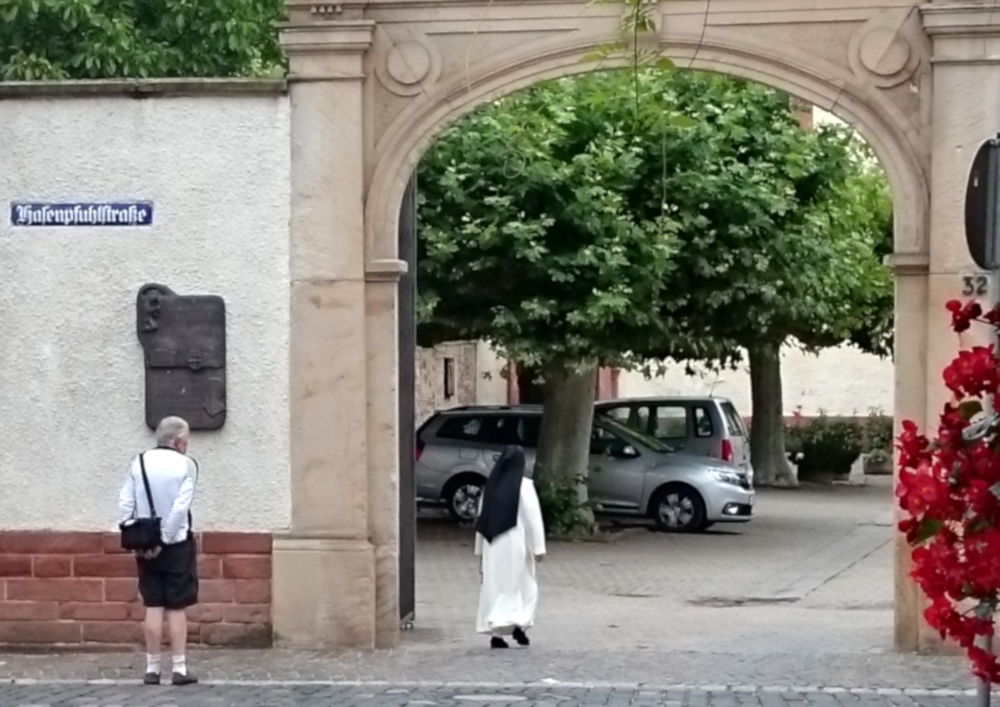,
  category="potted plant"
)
[792,413,863,482]
[862,409,893,475]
